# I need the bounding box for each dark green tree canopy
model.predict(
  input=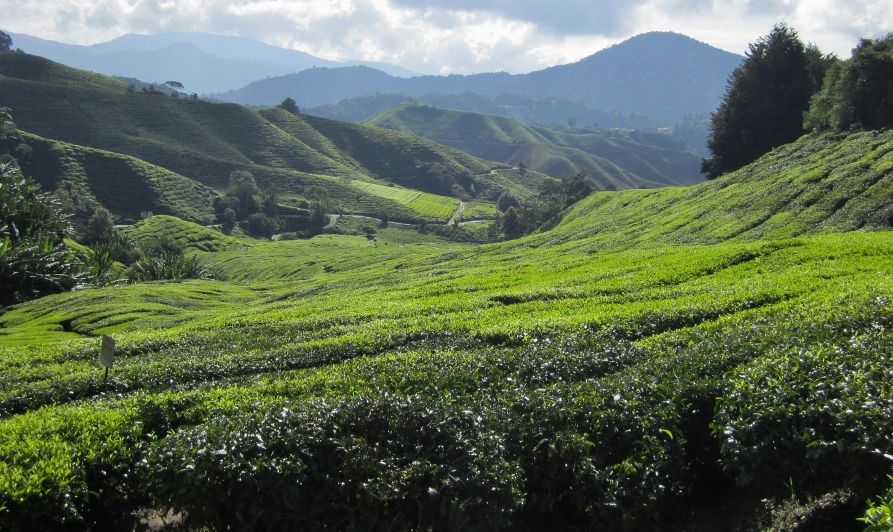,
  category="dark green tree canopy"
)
[702,24,821,179]
[0,31,11,52]
[806,34,893,132]
[278,97,300,114]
